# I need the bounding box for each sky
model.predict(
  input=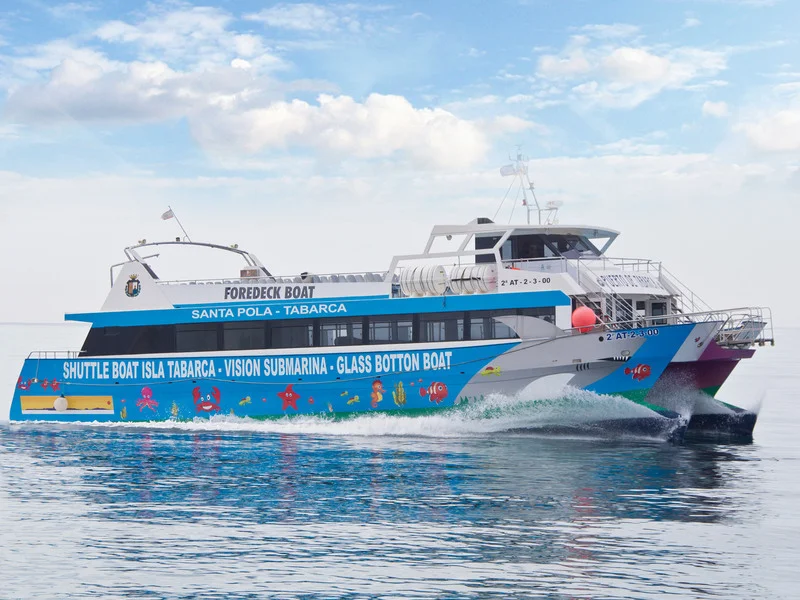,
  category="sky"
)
[0,0,797,326]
